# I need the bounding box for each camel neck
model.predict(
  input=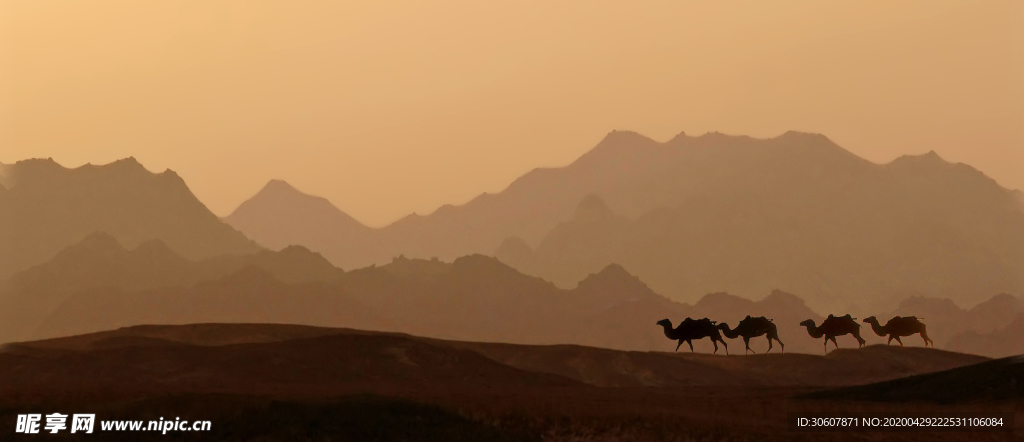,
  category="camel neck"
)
[867,321,887,336]
[718,323,740,339]
[803,324,824,339]
[660,323,676,339]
